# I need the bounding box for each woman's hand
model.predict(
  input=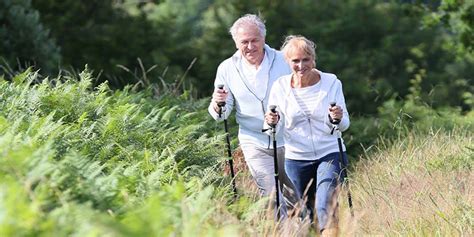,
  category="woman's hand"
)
[329,105,343,121]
